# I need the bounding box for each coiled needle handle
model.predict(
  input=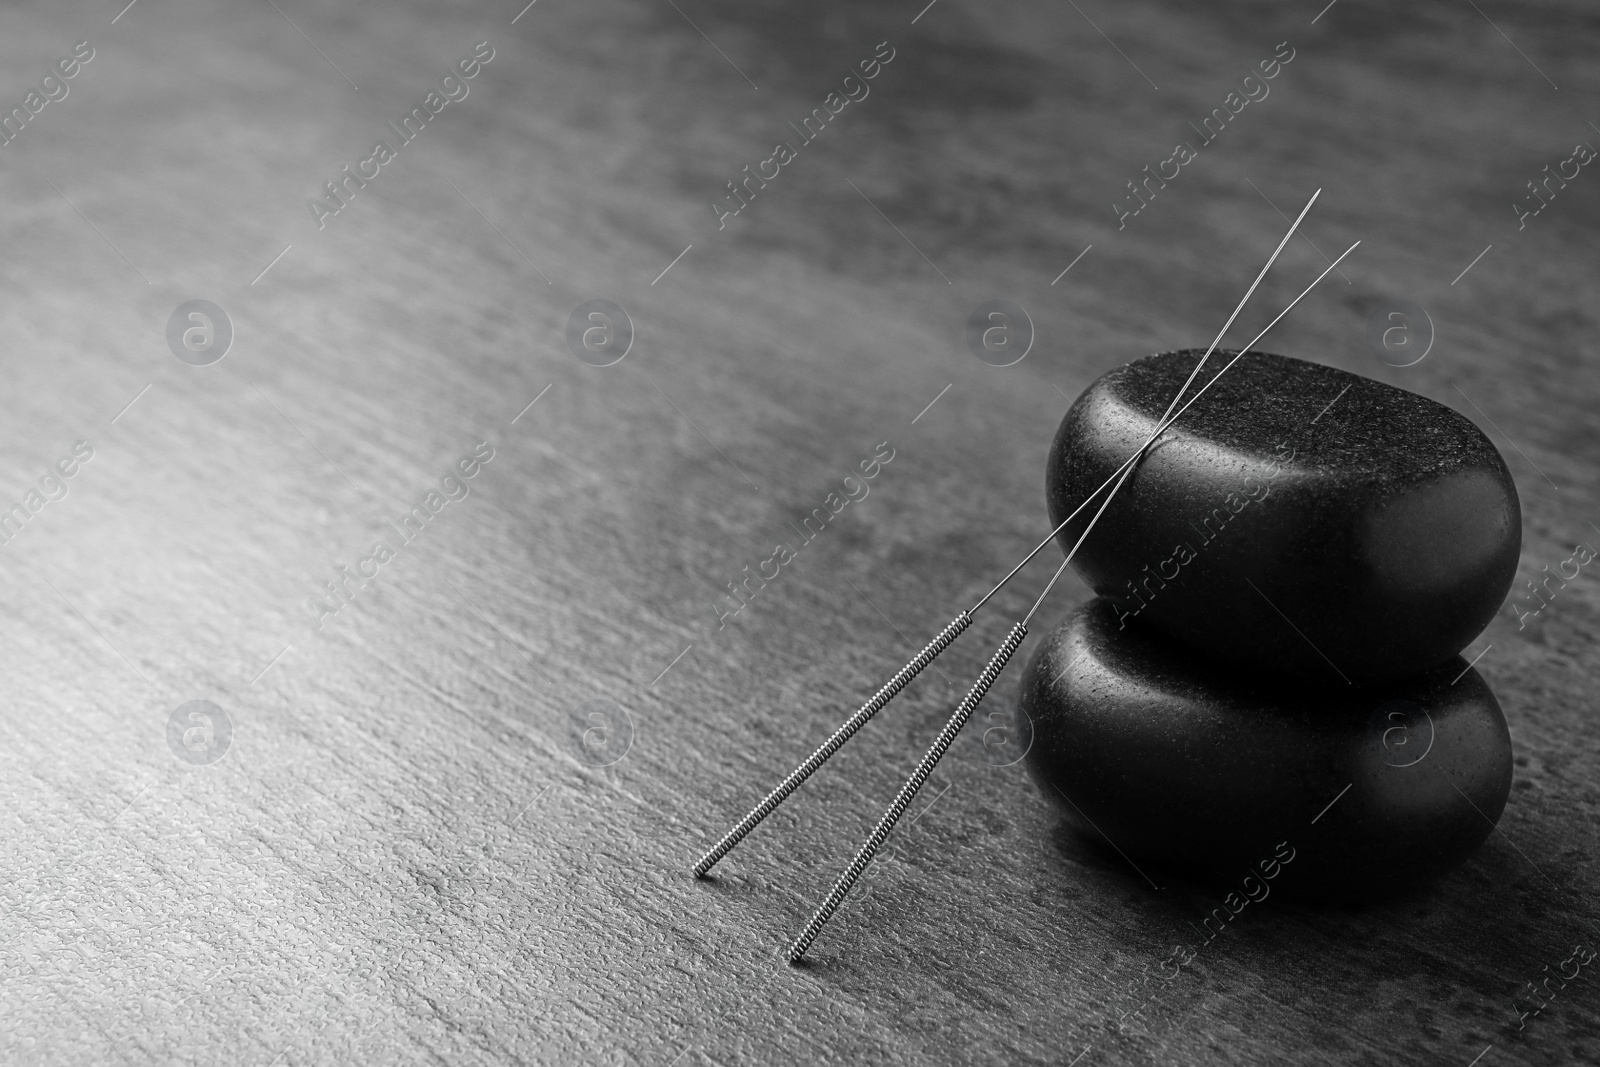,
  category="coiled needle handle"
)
[692,611,974,877]
[786,621,1030,963]
[785,395,1152,961]
[691,203,1354,882]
